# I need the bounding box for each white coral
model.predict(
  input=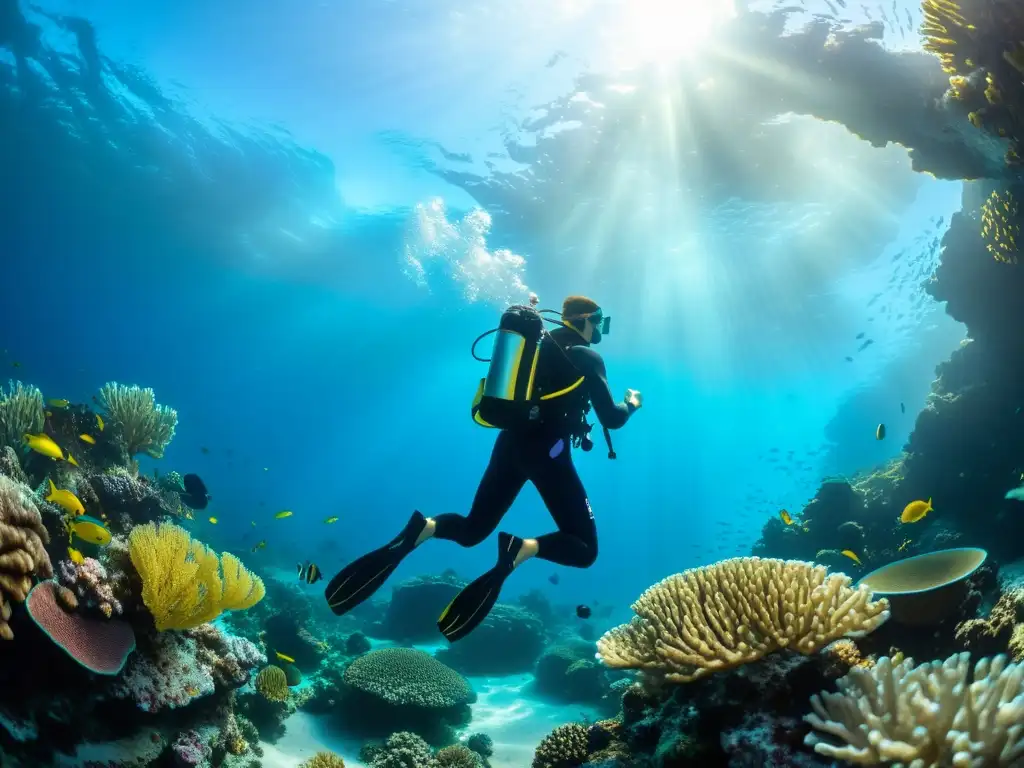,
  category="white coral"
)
[804,652,1024,766]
